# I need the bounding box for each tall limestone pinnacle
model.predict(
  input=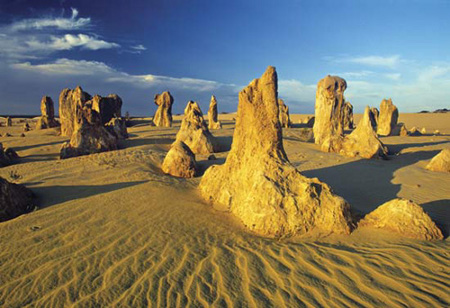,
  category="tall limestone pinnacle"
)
[208,95,222,129]
[199,66,353,238]
[153,91,174,127]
